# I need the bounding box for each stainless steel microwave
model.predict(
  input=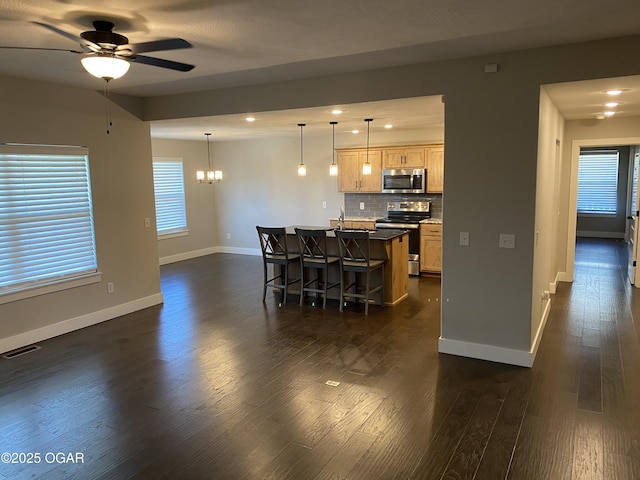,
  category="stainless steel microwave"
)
[381,169,426,193]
